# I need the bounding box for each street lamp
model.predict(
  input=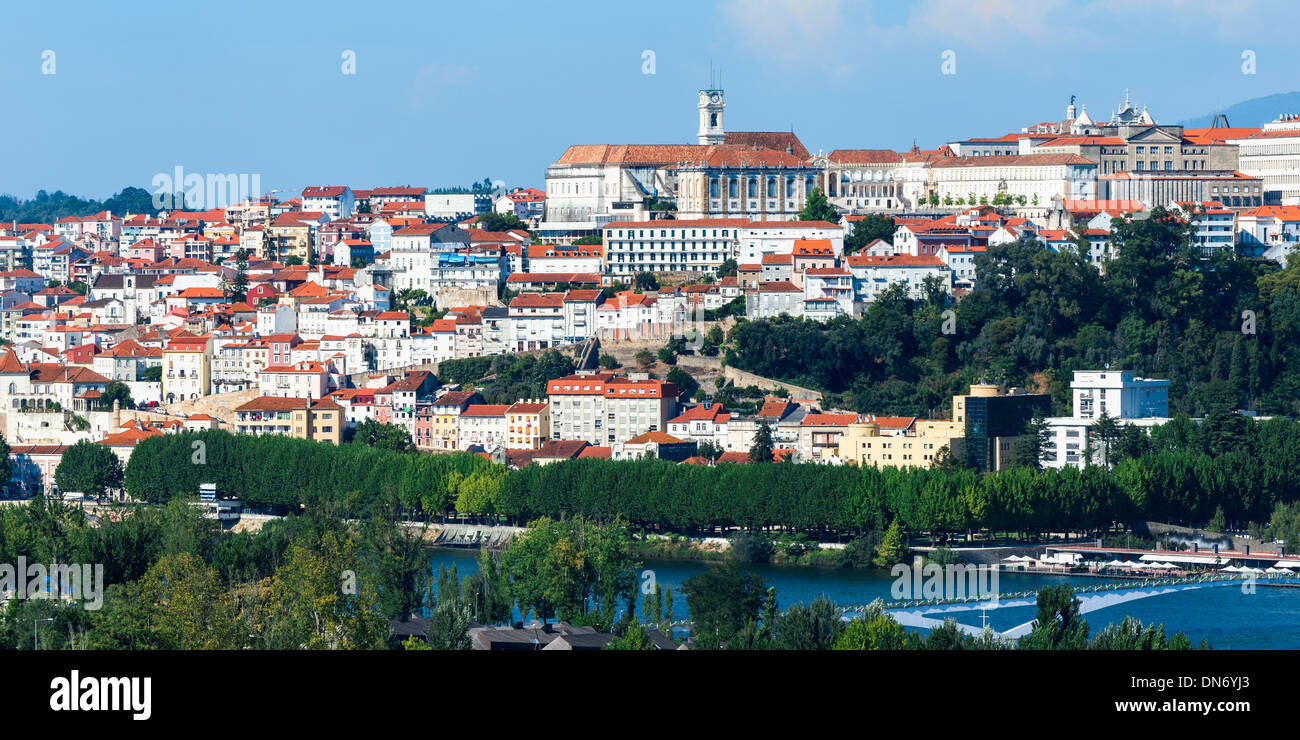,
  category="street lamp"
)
[34,616,55,650]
